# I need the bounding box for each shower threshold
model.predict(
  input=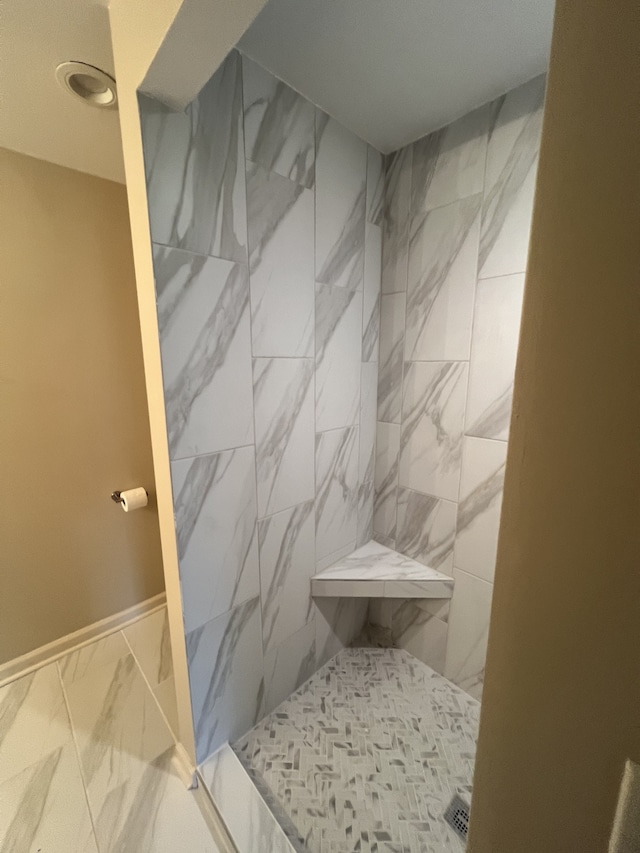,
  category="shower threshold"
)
[229,647,479,852]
